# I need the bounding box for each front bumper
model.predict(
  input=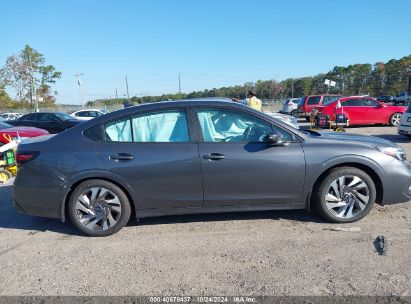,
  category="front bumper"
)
[381,160,411,204]
[398,124,411,135]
